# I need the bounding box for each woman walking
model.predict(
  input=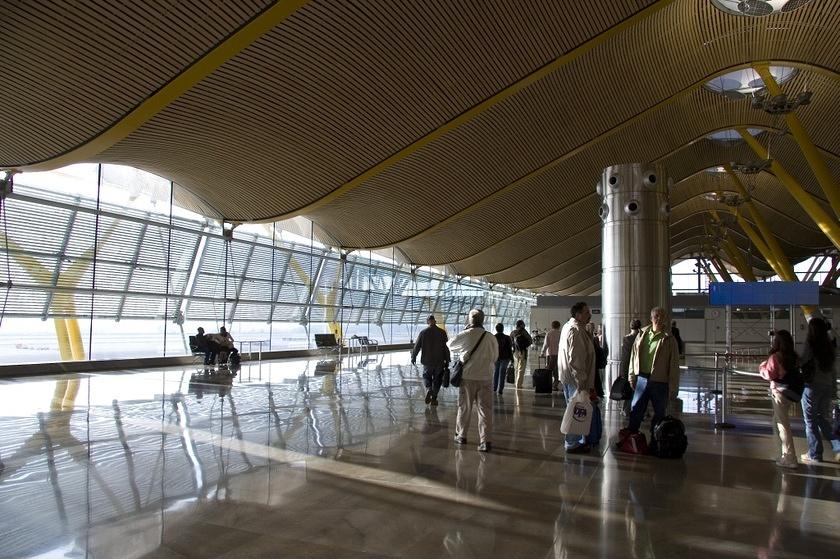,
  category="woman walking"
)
[759,330,800,469]
[800,317,840,464]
